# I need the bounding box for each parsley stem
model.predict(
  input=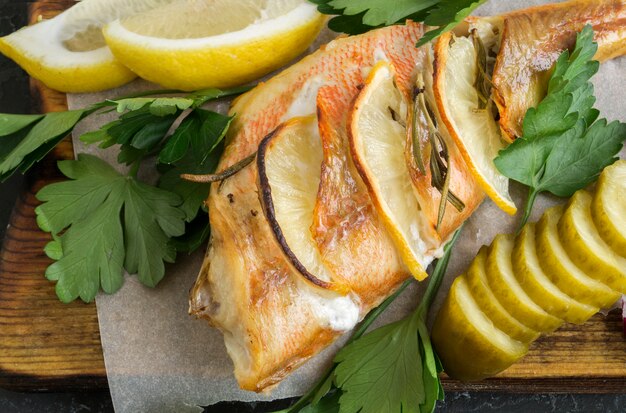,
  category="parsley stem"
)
[519,189,539,232]
[419,227,463,313]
